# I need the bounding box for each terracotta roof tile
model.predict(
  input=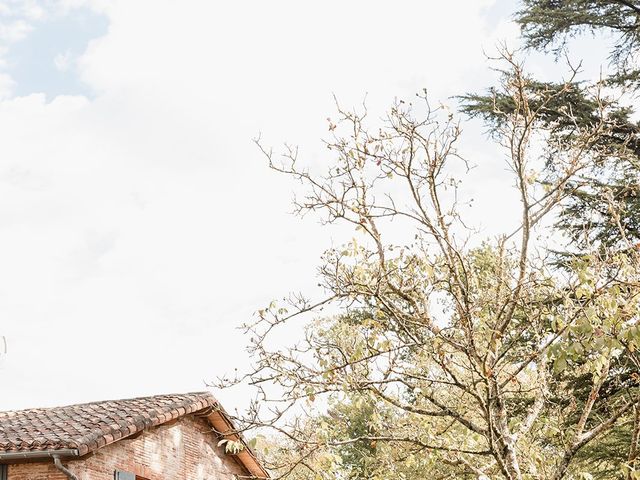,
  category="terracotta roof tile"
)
[0,392,217,455]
